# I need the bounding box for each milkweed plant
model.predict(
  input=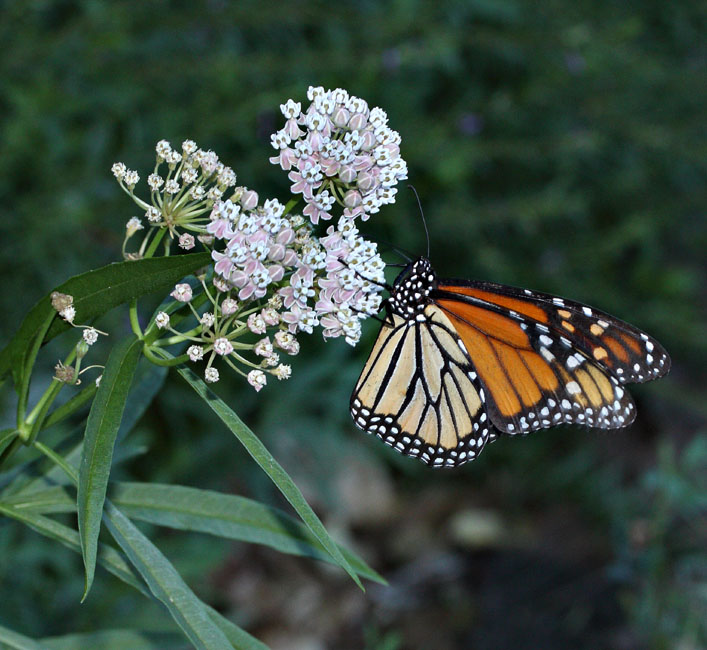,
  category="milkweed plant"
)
[0,87,405,648]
